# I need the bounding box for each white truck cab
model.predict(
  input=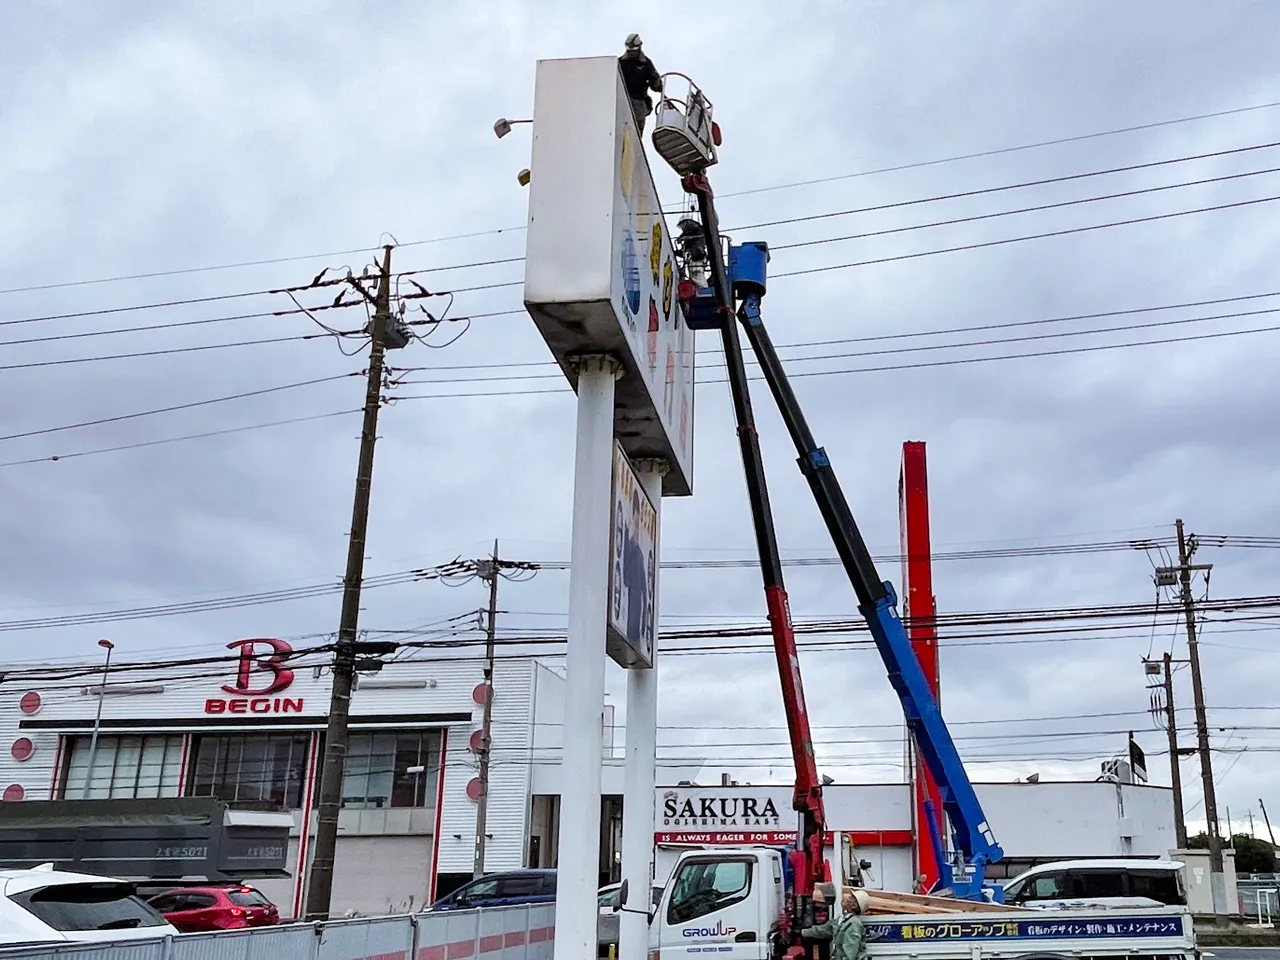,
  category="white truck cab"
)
[651,847,787,959]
